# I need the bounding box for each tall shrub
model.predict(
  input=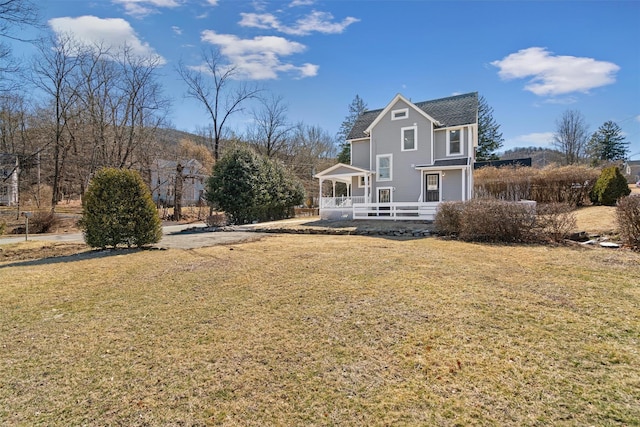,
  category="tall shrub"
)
[474,165,598,206]
[81,168,162,248]
[616,195,640,248]
[590,166,631,206]
[206,146,304,225]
